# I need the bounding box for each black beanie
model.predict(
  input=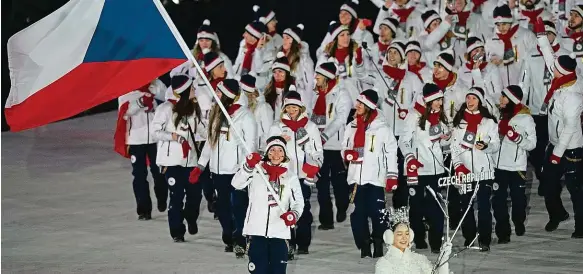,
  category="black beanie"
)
[358,89,379,109]
[503,85,524,104]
